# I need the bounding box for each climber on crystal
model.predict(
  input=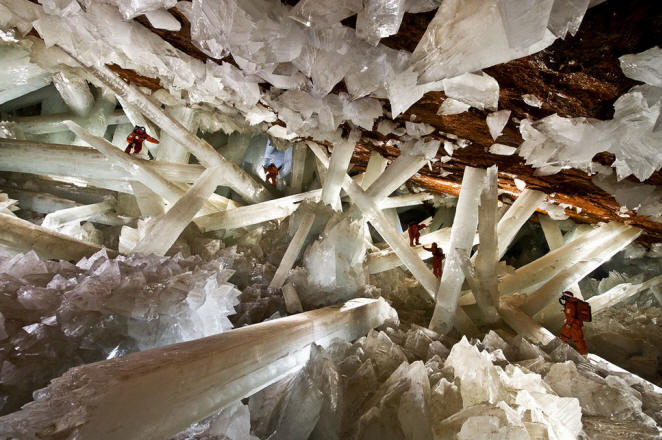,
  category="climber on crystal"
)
[264,163,281,186]
[559,291,591,356]
[423,242,444,277]
[407,221,426,246]
[125,126,159,155]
